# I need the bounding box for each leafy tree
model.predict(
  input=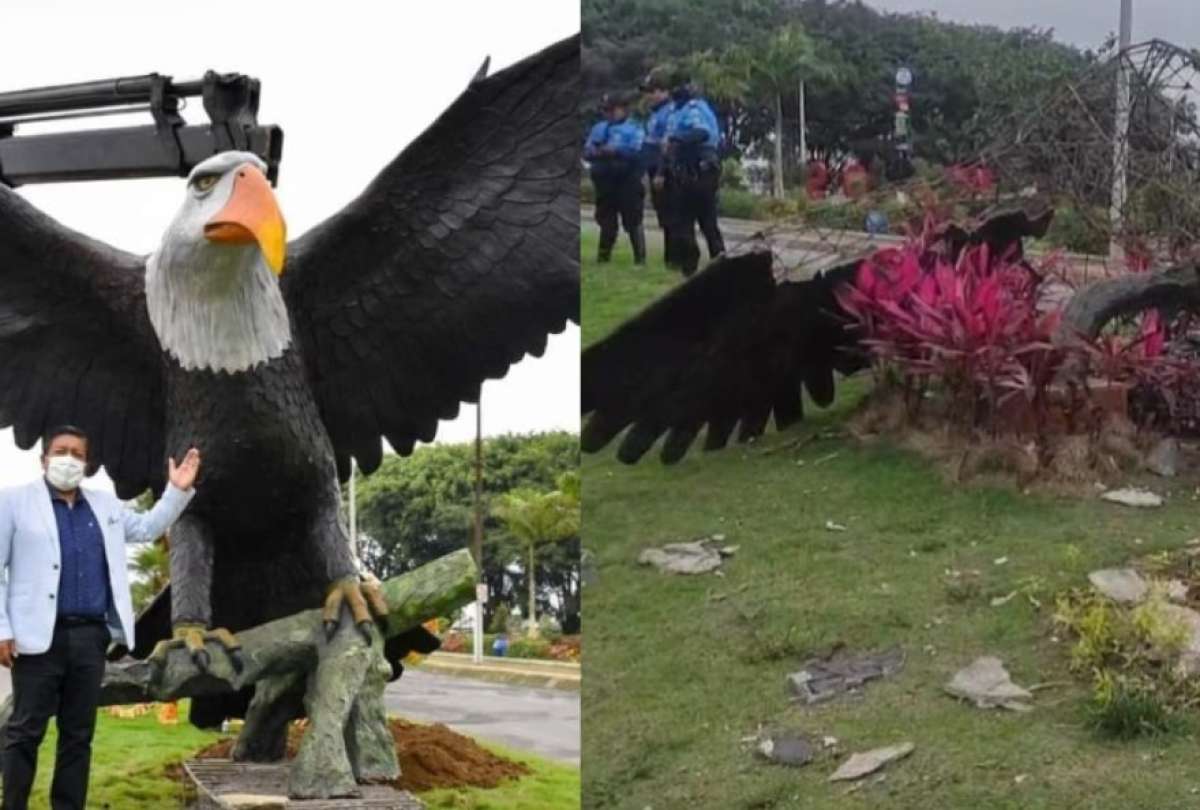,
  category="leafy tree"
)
[353,432,580,630]
[583,0,1096,172]
[726,24,840,195]
[491,471,581,636]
